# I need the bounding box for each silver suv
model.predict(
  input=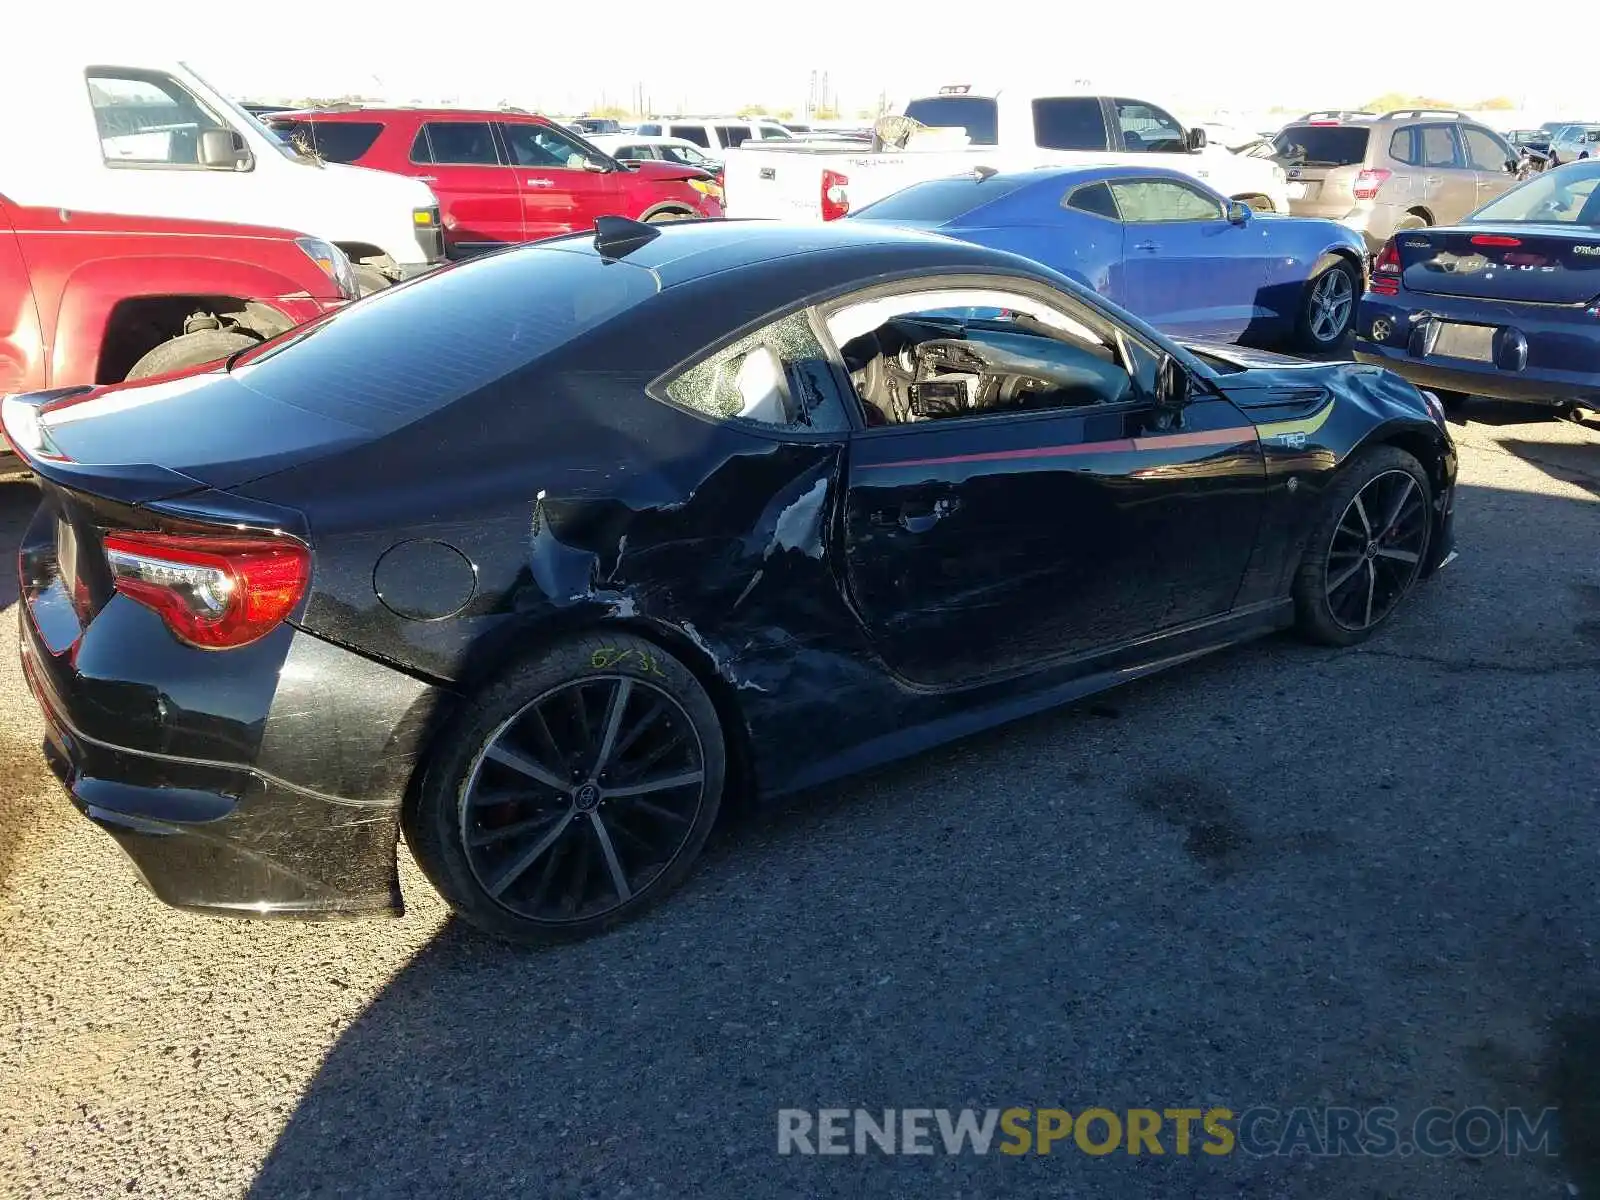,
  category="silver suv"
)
[1269,109,1521,252]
